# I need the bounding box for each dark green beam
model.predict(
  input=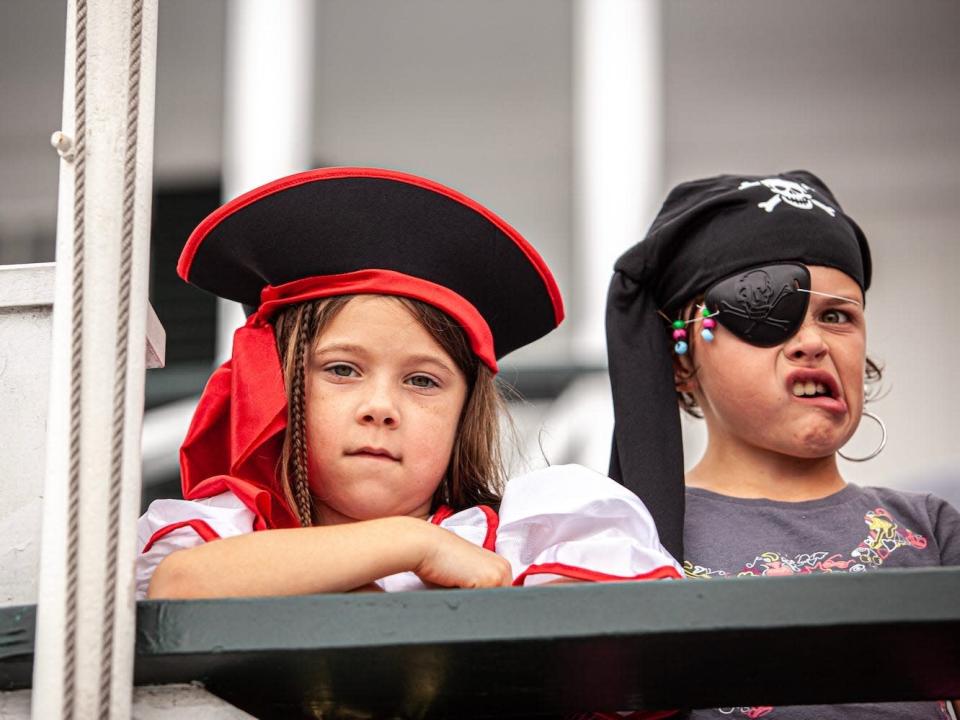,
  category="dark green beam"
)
[3,568,959,718]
